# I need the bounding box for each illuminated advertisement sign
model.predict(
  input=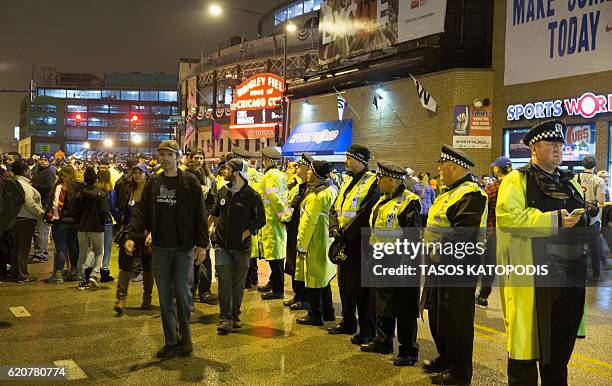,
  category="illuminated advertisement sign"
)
[230,73,284,139]
[504,123,596,162]
[507,92,612,121]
